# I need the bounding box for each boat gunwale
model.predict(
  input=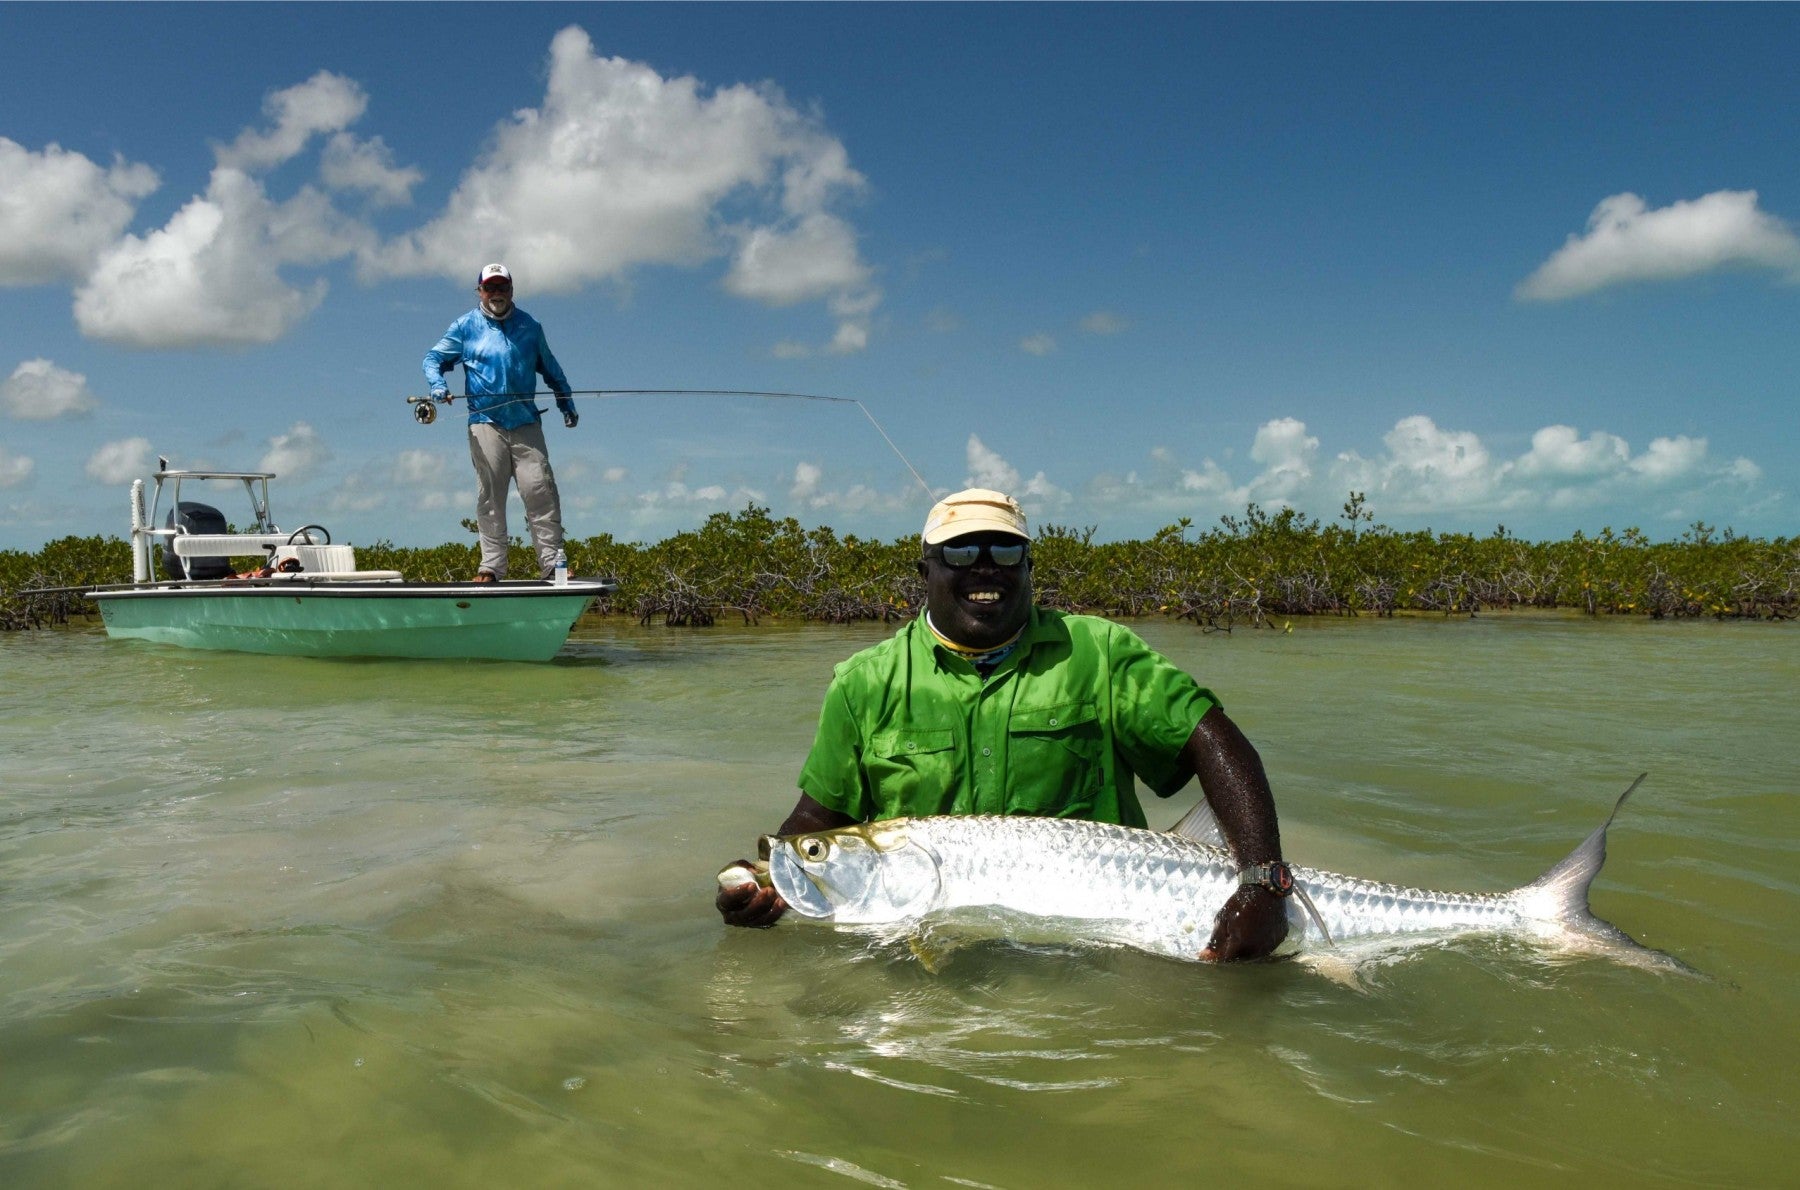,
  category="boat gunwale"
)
[86,578,616,601]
